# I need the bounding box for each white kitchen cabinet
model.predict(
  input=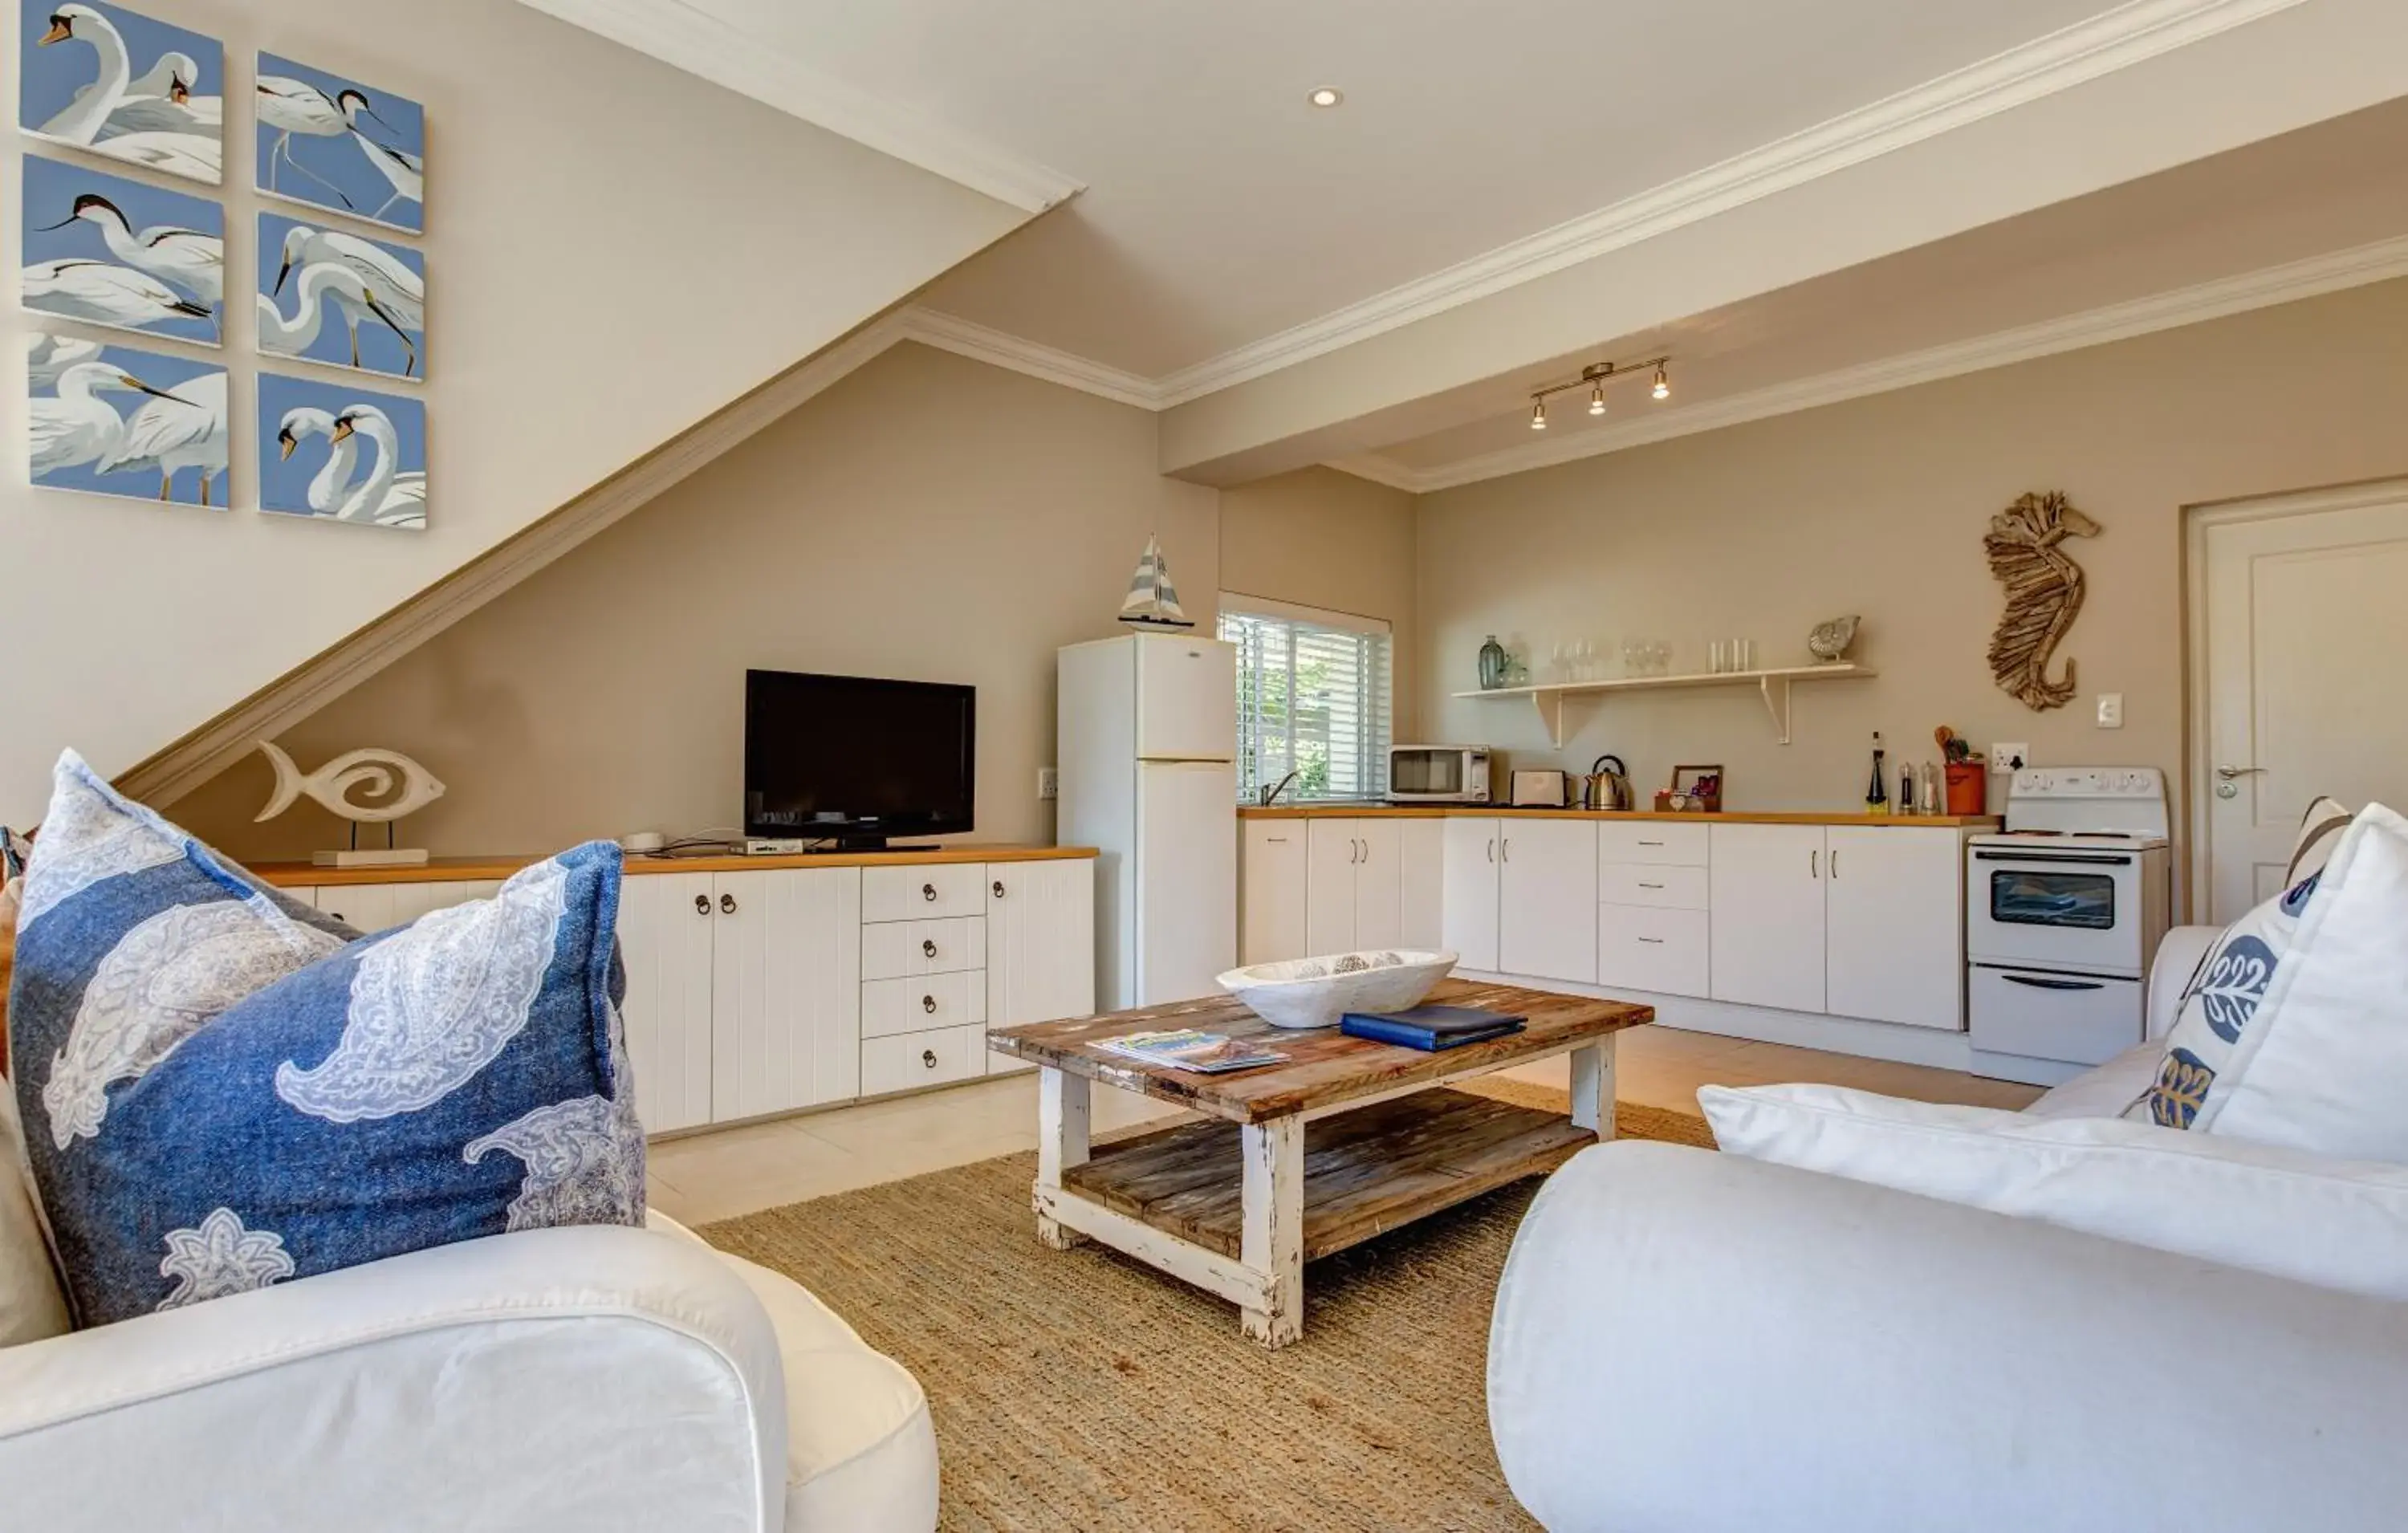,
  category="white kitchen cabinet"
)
[1824,826,1967,1029]
[1400,819,1445,951]
[1240,821,1309,964]
[985,858,1097,1075]
[1303,817,1402,954]
[1442,817,1502,971]
[1709,824,1828,1013]
[1352,817,1404,950]
[1498,819,1597,984]
[710,868,863,1122]
[617,872,718,1134]
[1597,905,1710,997]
